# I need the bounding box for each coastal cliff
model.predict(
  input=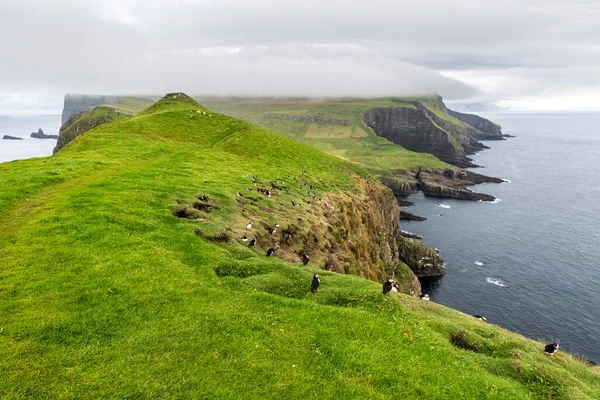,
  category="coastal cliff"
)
[448,109,504,140]
[61,94,120,125]
[397,235,446,277]
[54,106,128,153]
[364,106,471,167]
[4,93,598,398]
[363,96,505,167]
